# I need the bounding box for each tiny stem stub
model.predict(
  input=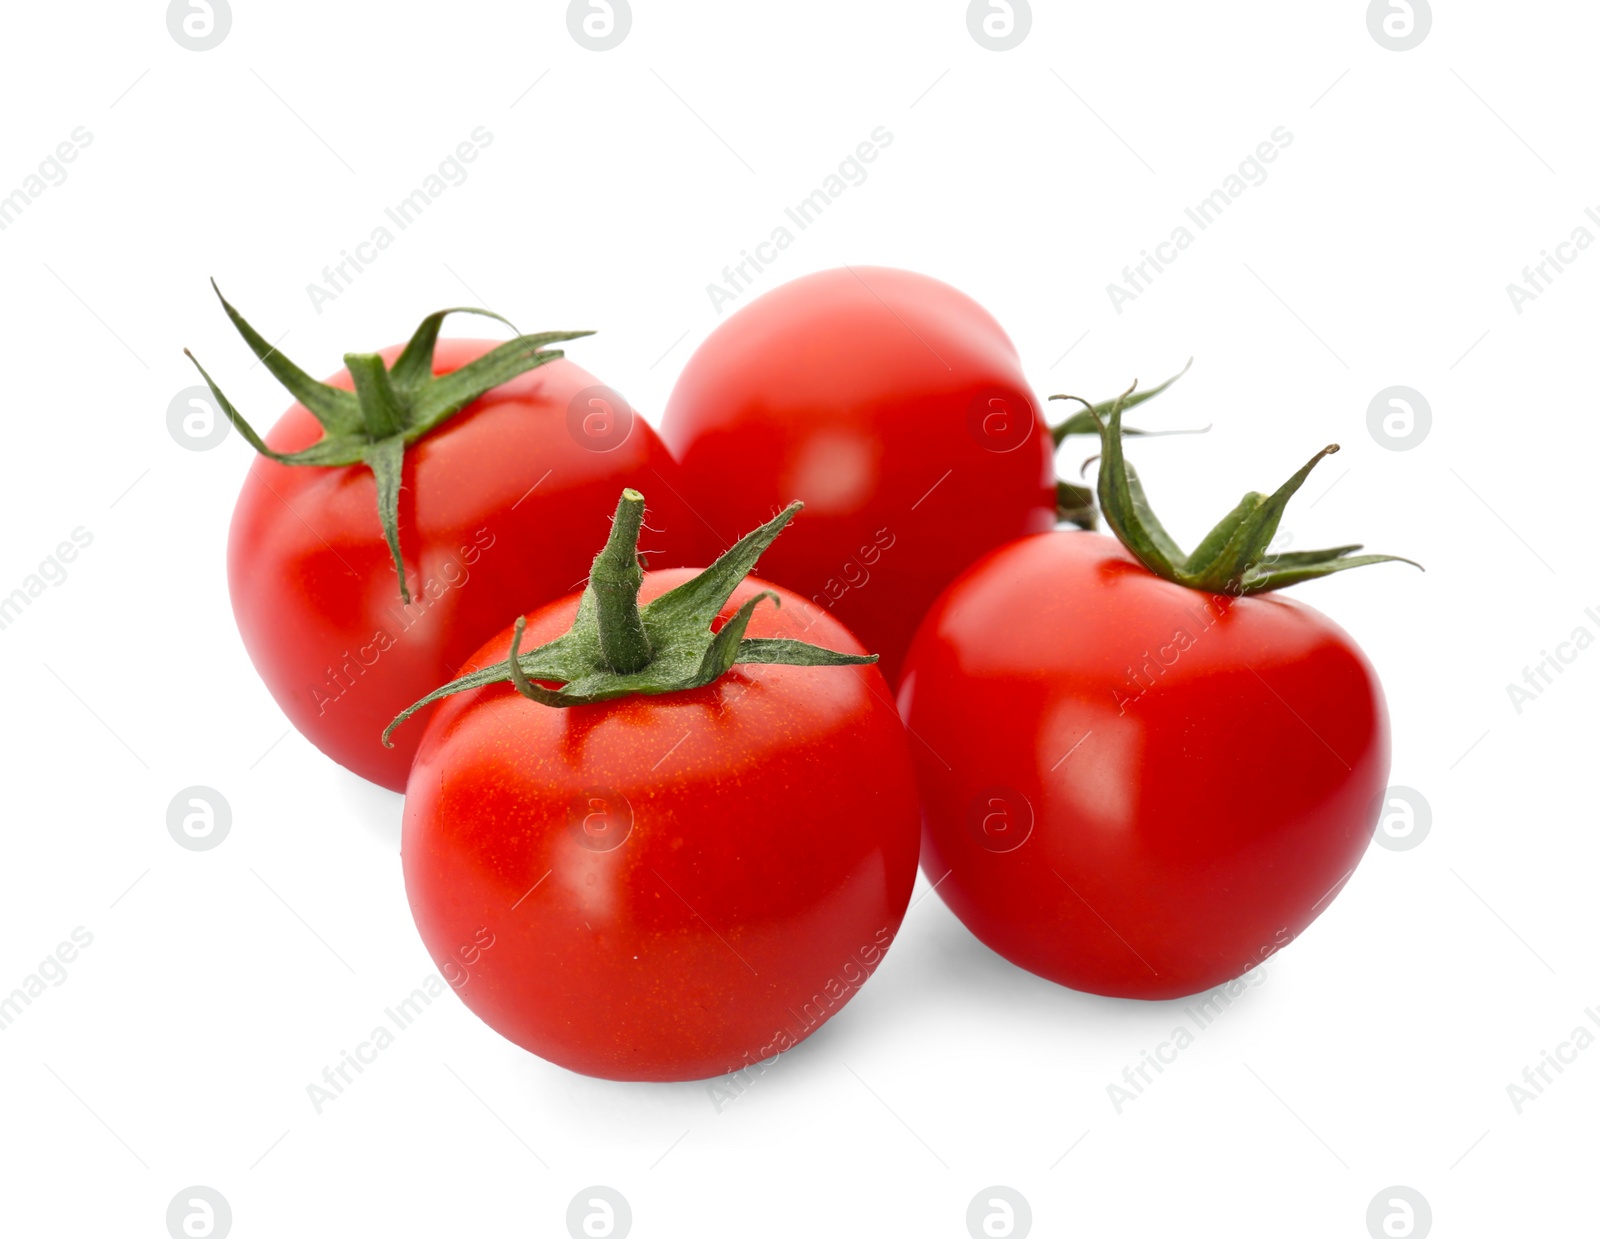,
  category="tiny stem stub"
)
[184,280,593,603]
[383,490,879,743]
